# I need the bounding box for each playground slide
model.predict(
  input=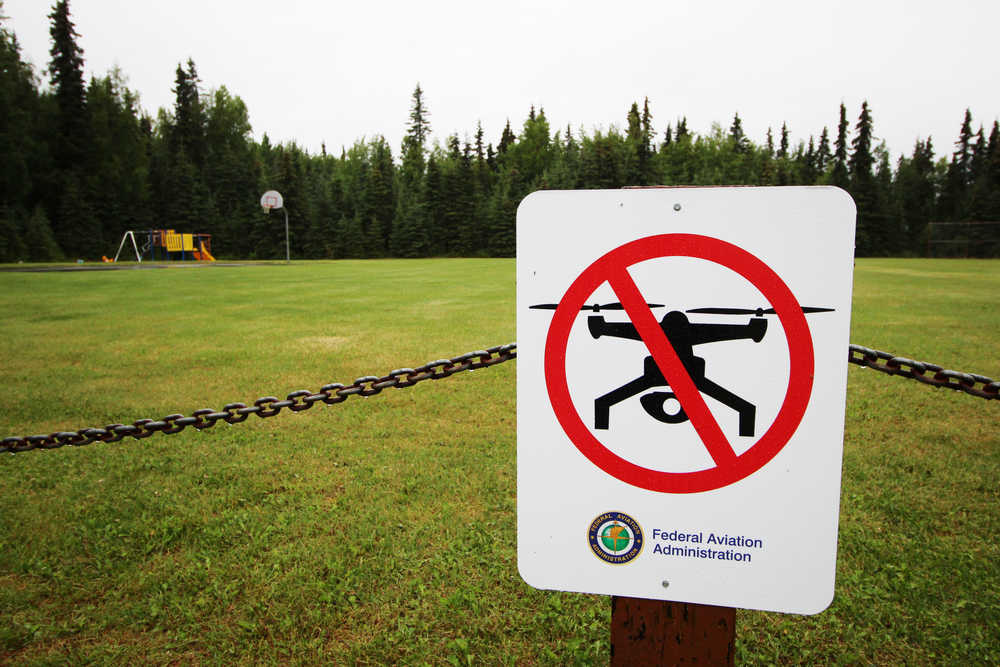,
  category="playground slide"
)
[193,242,216,261]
